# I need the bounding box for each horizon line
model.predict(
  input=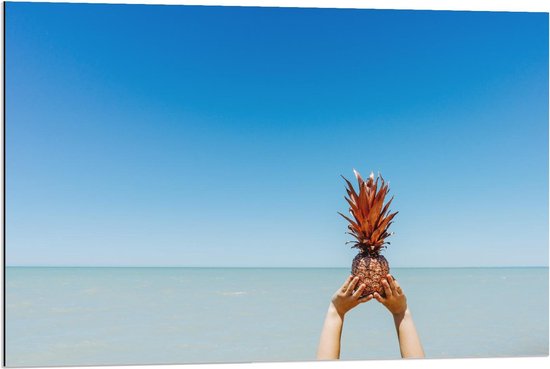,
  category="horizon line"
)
[4,265,549,269]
